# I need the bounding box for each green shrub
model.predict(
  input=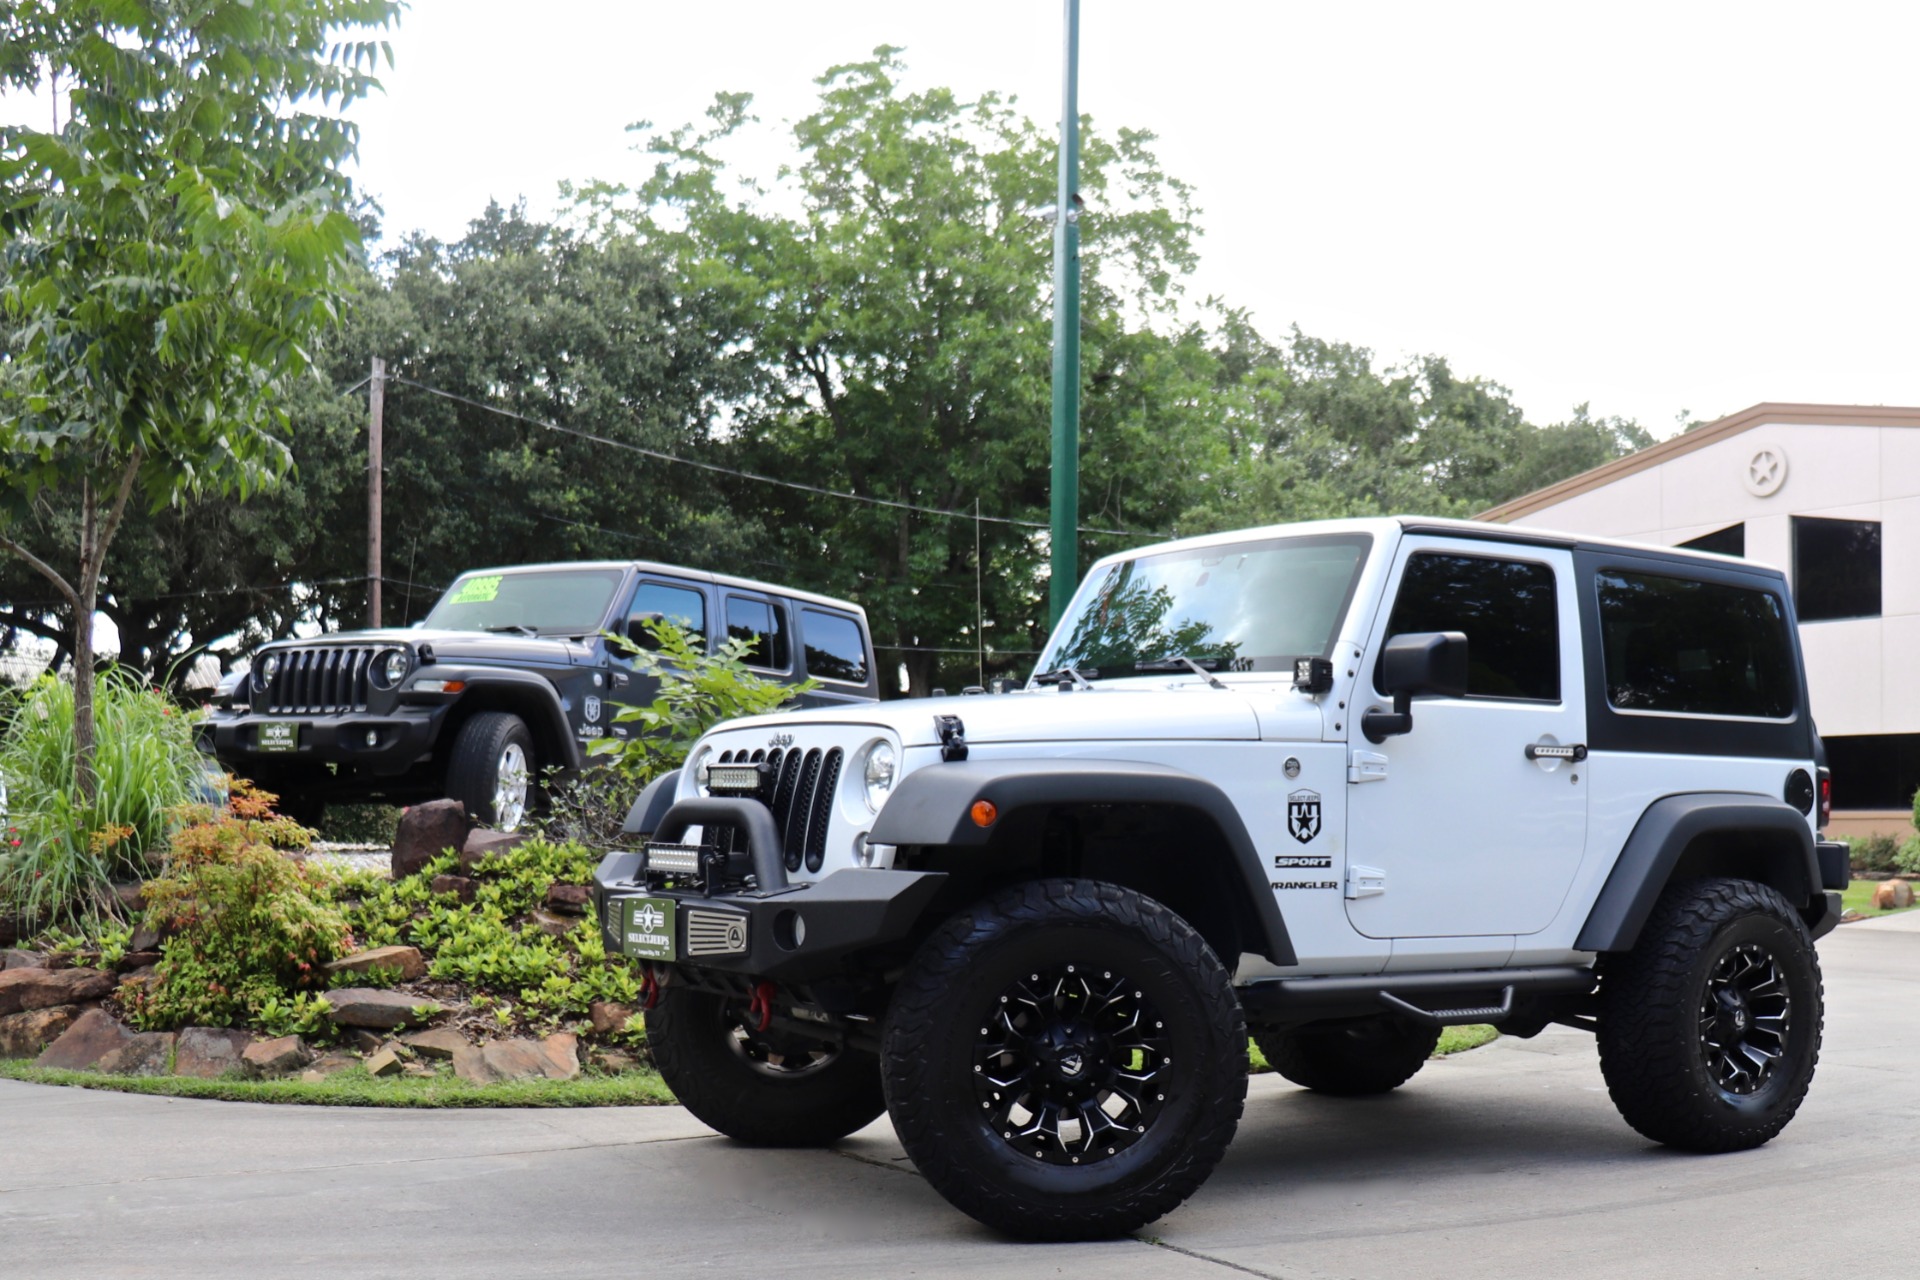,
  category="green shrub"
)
[122,783,352,1031]
[0,671,204,925]
[317,804,401,845]
[1848,831,1905,874]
